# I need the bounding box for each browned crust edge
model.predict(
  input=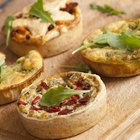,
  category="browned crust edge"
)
[82,57,140,77]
